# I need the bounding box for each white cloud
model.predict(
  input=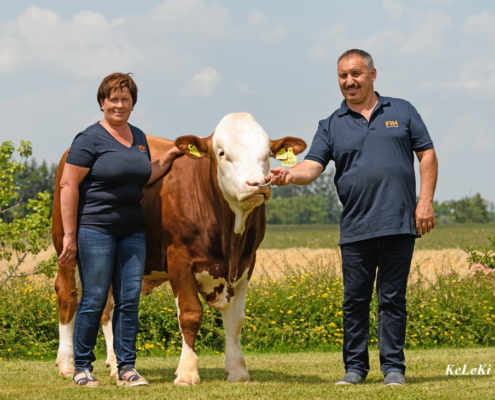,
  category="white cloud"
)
[382,0,404,22]
[426,0,452,5]
[398,10,452,56]
[441,114,495,153]
[309,23,347,61]
[182,67,221,97]
[463,11,495,40]
[0,84,96,160]
[420,11,495,99]
[247,10,287,43]
[310,7,452,63]
[0,0,232,78]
